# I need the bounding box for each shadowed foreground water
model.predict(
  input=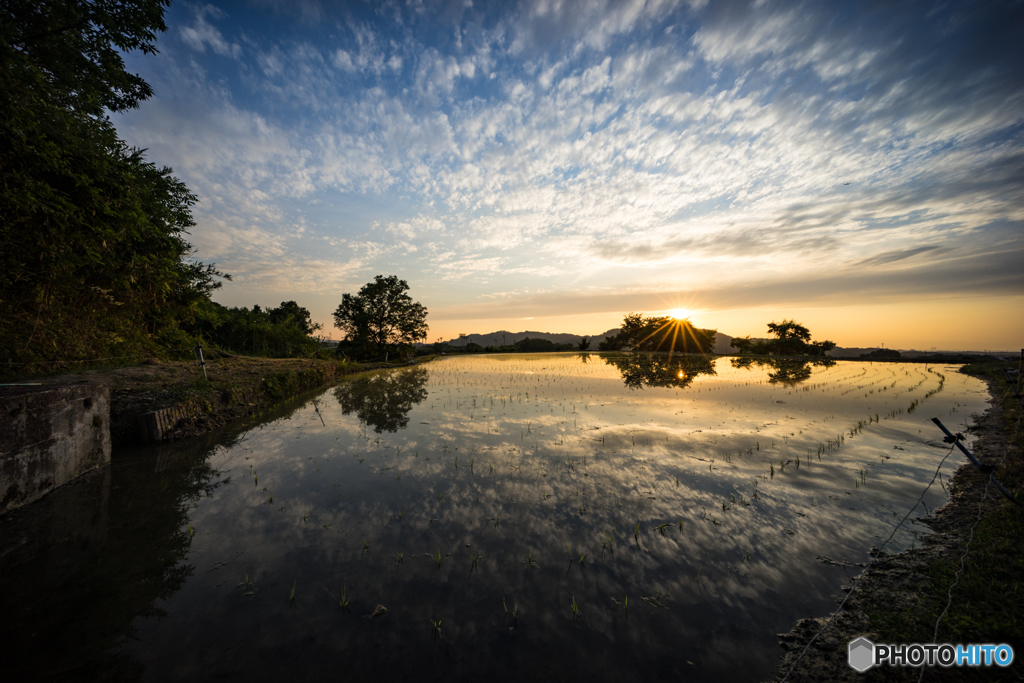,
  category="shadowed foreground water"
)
[0,354,989,682]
